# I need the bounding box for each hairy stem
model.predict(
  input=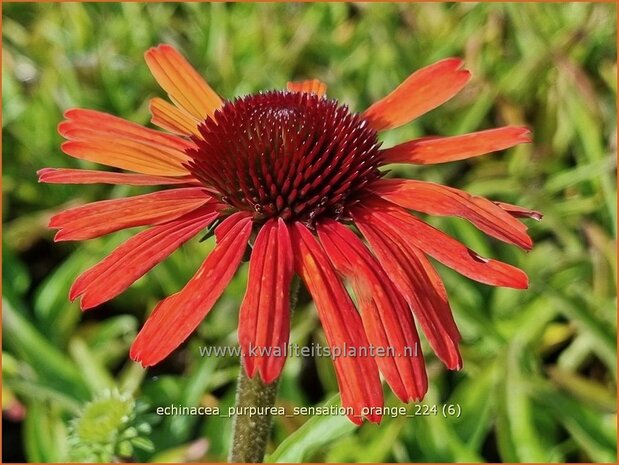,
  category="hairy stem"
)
[228,277,301,463]
[228,369,280,463]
